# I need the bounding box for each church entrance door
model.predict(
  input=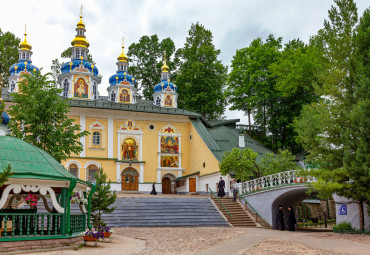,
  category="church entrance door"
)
[189,178,196,192]
[162,177,171,194]
[121,168,139,191]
